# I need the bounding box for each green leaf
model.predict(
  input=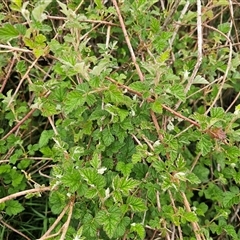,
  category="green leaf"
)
[170,84,186,101]
[62,170,82,192]
[223,225,238,239]
[32,0,52,22]
[127,196,147,212]
[96,205,122,238]
[112,176,139,195]
[49,191,66,214]
[130,223,145,240]
[10,0,22,11]
[197,135,213,156]
[11,172,24,187]
[193,164,210,183]
[193,75,209,84]
[5,200,24,216]
[82,213,98,237]
[102,128,115,147]
[222,191,239,208]
[151,99,163,114]
[80,168,106,190]
[116,161,133,177]
[183,212,198,222]
[218,22,231,34]
[64,90,86,114]
[210,107,225,119]
[0,24,19,42]
[114,216,130,238]
[186,172,201,184]
[85,188,98,199]
[39,130,54,148]
[129,81,149,92]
